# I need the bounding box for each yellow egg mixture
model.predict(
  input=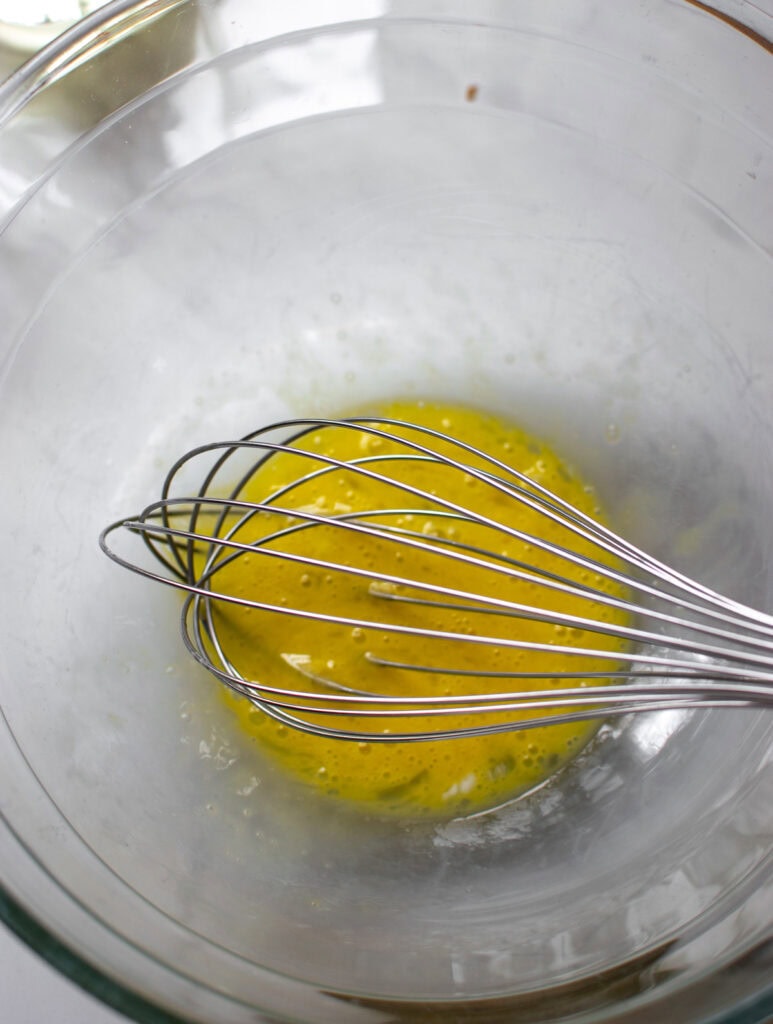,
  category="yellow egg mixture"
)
[202,401,630,817]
